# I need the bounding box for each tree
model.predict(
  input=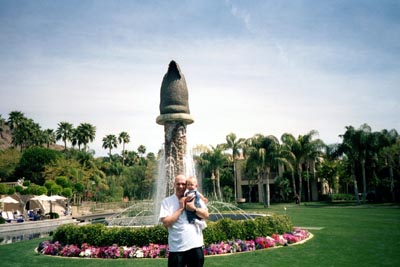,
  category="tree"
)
[198,145,227,200]
[118,132,130,166]
[7,111,25,131]
[280,133,298,199]
[0,114,6,138]
[56,122,74,150]
[223,133,245,201]
[14,147,61,185]
[75,123,96,151]
[42,129,56,148]
[339,126,363,203]
[244,134,292,207]
[102,134,118,160]
[0,149,21,181]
